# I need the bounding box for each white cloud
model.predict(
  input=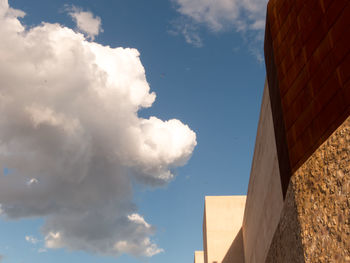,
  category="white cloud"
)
[114,237,164,257]
[128,213,151,228]
[173,0,267,32]
[38,248,47,253]
[67,6,103,40]
[26,178,39,186]
[45,232,63,249]
[172,0,268,58]
[25,235,39,244]
[0,0,196,257]
[169,18,203,47]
